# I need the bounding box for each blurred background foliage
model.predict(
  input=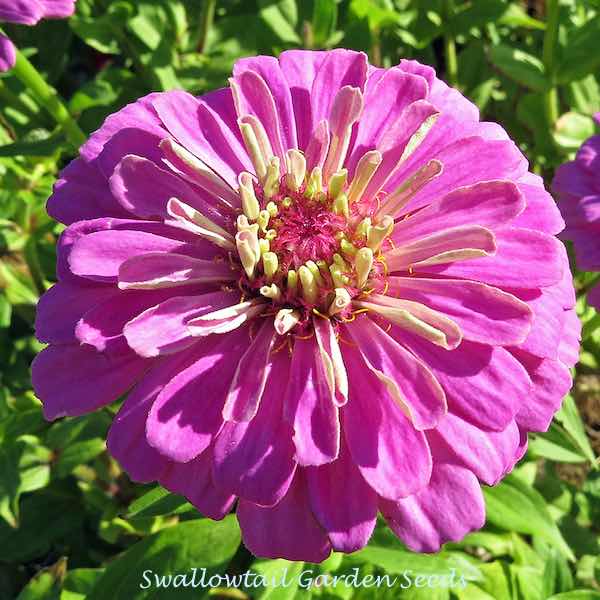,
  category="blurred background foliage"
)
[0,0,599,598]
